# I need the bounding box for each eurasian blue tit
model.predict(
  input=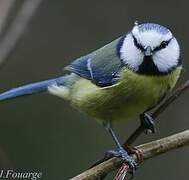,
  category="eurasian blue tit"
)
[0,23,182,170]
